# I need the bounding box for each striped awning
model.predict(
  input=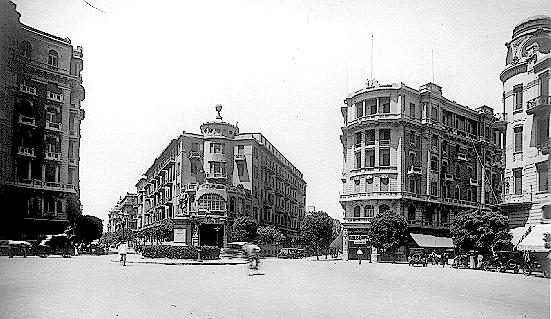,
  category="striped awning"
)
[517,224,551,251]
